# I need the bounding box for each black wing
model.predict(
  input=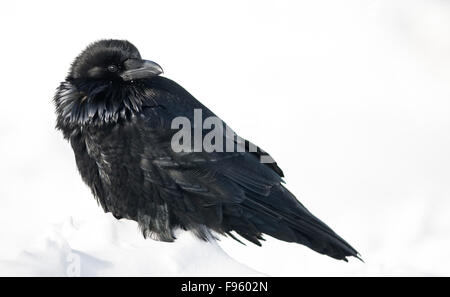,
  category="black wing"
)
[127,77,360,261]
